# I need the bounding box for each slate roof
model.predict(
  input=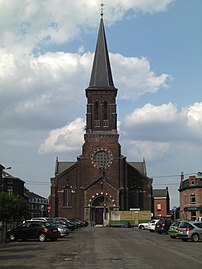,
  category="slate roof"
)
[128,162,147,176]
[24,188,47,200]
[55,161,76,176]
[89,18,115,88]
[153,189,168,198]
